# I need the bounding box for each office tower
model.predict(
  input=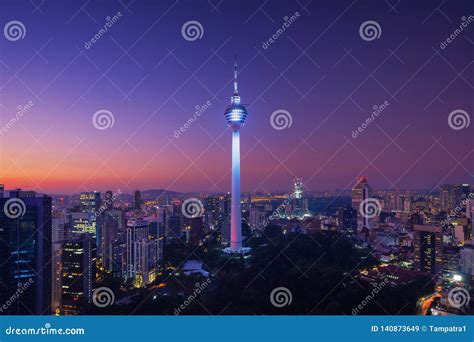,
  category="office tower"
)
[61,234,97,315]
[105,190,114,211]
[134,190,141,210]
[80,191,101,213]
[126,219,161,287]
[79,191,101,250]
[460,241,474,282]
[292,178,304,217]
[352,176,371,229]
[442,246,460,280]
[0,184,4,198]
[223,59,249,253]
[413,225,443,275]
[453,184,470,208]
[165,214,182,240]
[101,210,125,271]
[337,205,357,233]
[186,216,205,245]
[249,207,266,231]
[204,196,219,229]
[68,212,95,235]
[0,190,52,315]
[52,215,65,313]
[467,199,474,239]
